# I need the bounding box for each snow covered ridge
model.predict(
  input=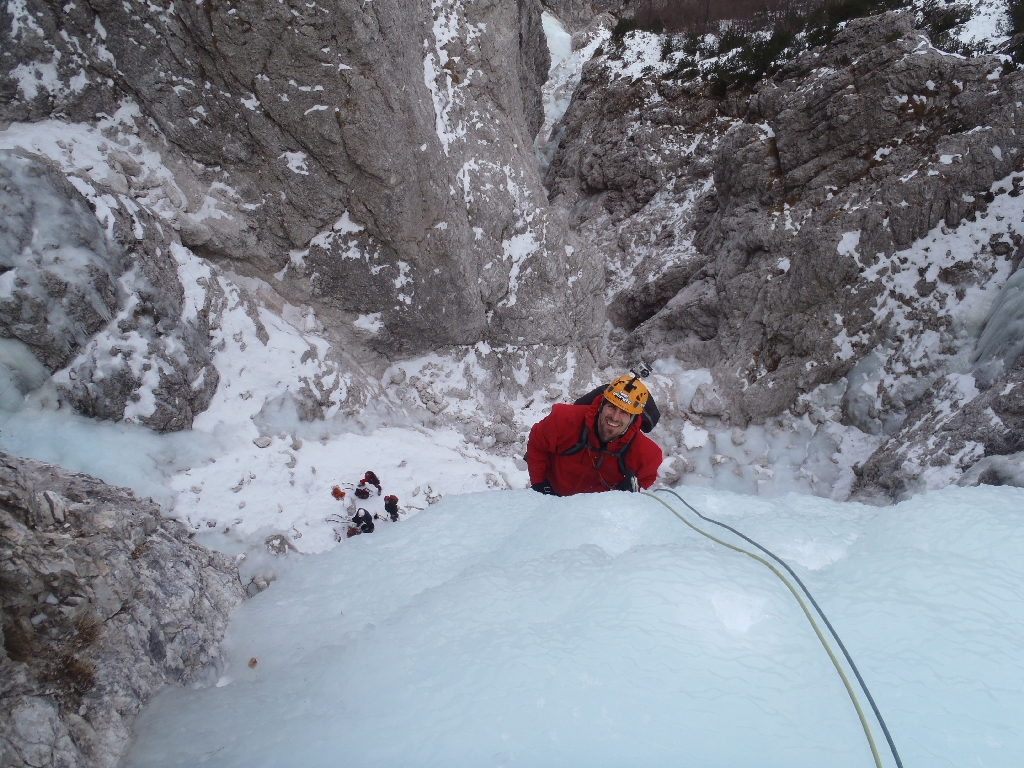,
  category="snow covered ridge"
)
[599,0,1009,90]
[0,122,219,432]
[0,112,421,432]
[0,151,122,371]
